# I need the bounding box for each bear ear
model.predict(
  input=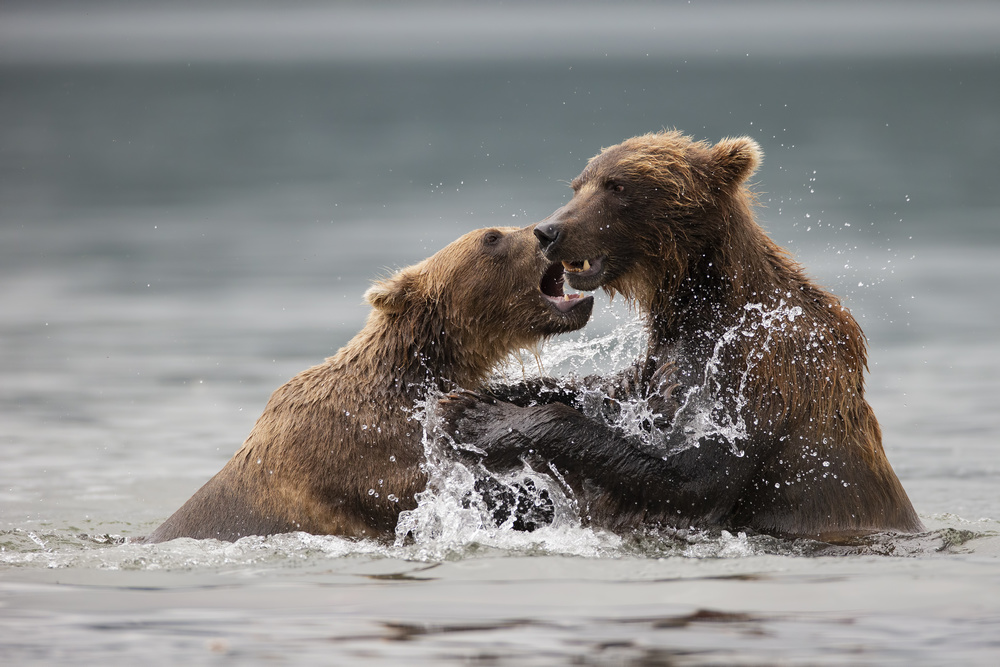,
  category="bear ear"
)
[710,136,762,185]
[364,266,423,314]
